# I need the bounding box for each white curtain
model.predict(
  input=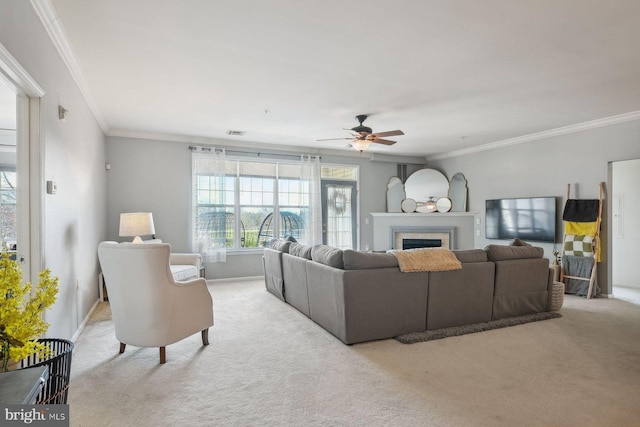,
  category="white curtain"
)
[192,147,227,262]
[301,155,322,245]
